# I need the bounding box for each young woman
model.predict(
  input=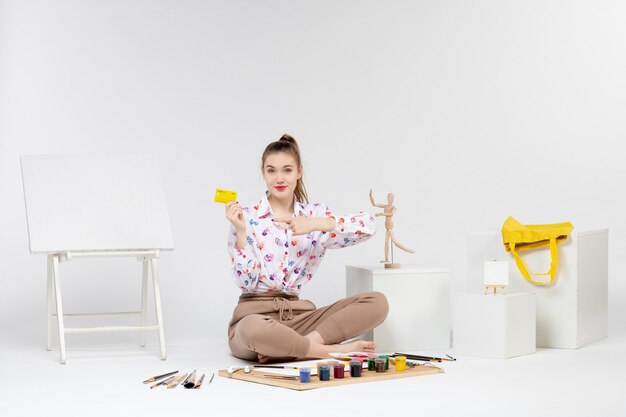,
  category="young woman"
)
[225,134,388,362]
